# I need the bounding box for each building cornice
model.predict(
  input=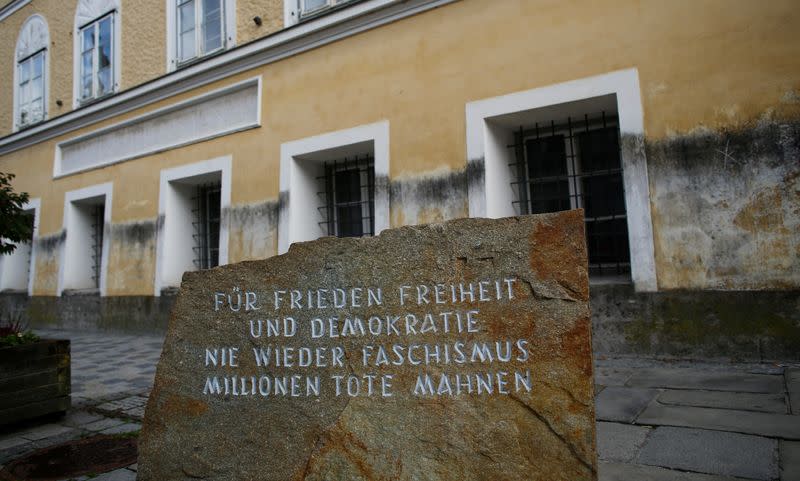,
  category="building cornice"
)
[0,0,457,157]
